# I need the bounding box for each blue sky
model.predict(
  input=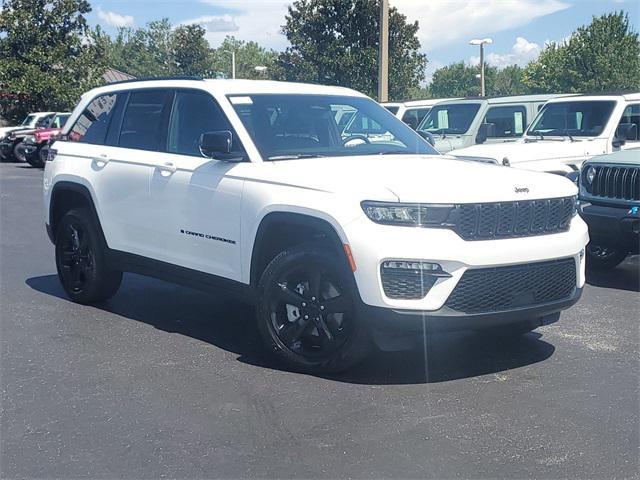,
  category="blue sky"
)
[90,0,639,82]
